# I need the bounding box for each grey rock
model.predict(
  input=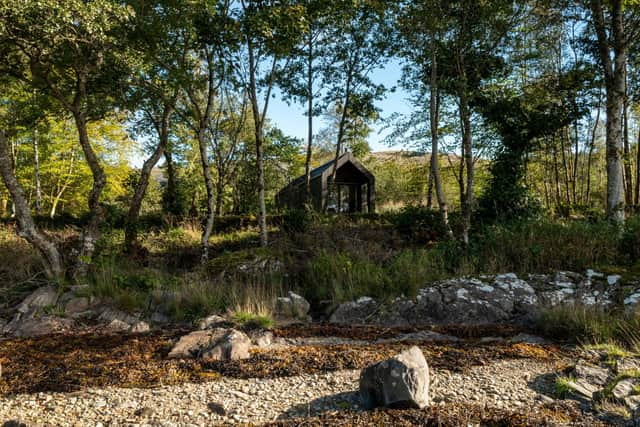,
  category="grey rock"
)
[134,407,154,417]
[0,318,6,334]
[64,297,90,315]
[410,278,512,325]
[275,292,310,319]
[104,319,131,332]
[509,333,546,345]
[130,321,150,333]
[150,312,170,325]
[250,330,274,347]
[359,346,430,409]
[627,395,640,412]
[330,297,378,325]
[17,285,58,314]
[573,362,613,388]
[612,378,640,400]
[618,358,640,373]
[8,315,74,337]
[565,379,599,399]
[197,314,227,330]
[201,329,251,361]
[168,329,227,359]
[97,307,138,326]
